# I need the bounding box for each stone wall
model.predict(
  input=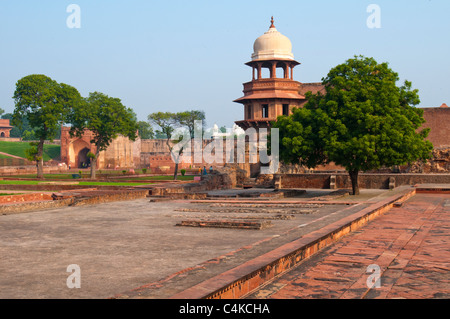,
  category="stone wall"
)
[0,192,53,204]
[98,135,141,169]
[276,173,450,190]
[149,165,246,197]
[422,106,450,148]
[61,127,139,169]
